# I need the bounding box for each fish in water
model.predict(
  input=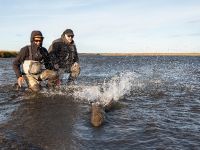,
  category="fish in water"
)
[90,102,105,127]
[90,99,115,127]
[104,99,114,112]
